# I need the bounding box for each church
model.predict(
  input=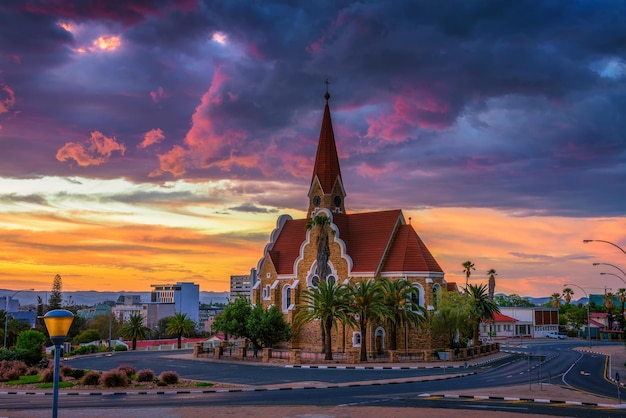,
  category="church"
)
[252,90,448,354]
